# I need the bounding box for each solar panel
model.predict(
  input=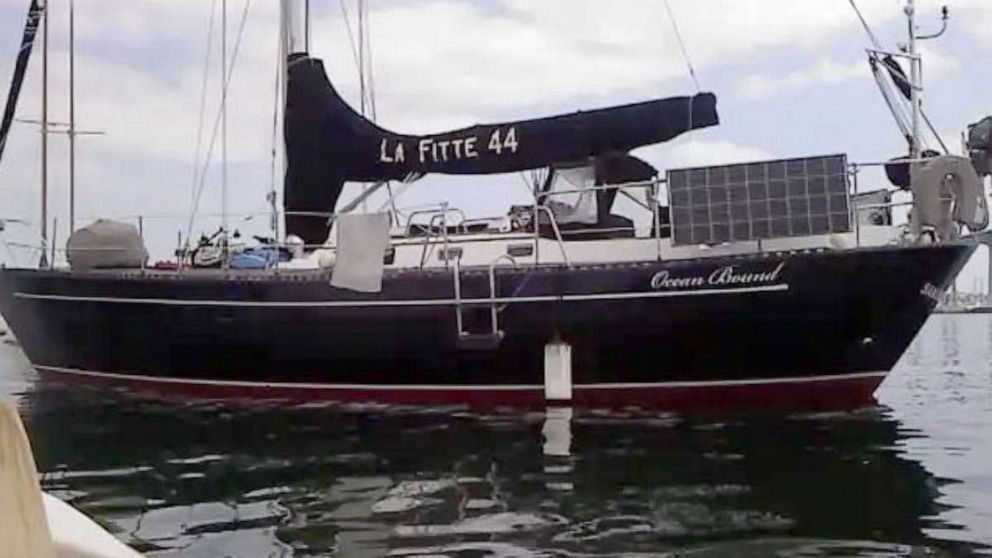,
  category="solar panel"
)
[666,154,851,246]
